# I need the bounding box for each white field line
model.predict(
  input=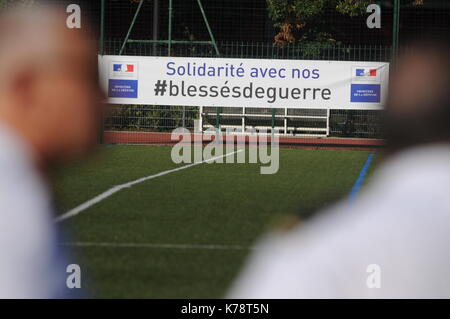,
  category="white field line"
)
[55,150,243,223]
[60,242,254,251]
